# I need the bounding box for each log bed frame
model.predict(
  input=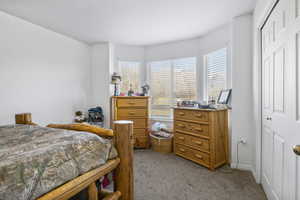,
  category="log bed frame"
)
[15,113,134,200]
